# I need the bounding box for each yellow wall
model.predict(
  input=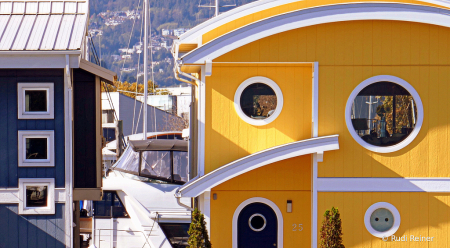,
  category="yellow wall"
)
[211,155,312,247]
[205,64,312,173]
[318,192,450,247]
[202,0,449,44]
[210,20,450,178]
